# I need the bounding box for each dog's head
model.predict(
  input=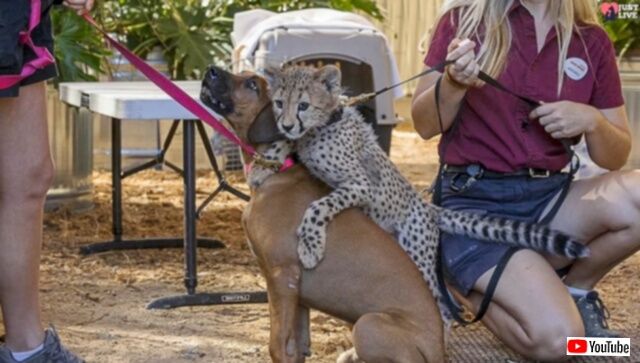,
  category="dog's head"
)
[200,66,282,144]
